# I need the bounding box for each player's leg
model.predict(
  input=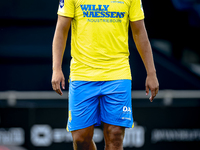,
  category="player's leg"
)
[71,125,97,150]
[100,79,133,150]
[103,123,125,150]
[67,80,101,150]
